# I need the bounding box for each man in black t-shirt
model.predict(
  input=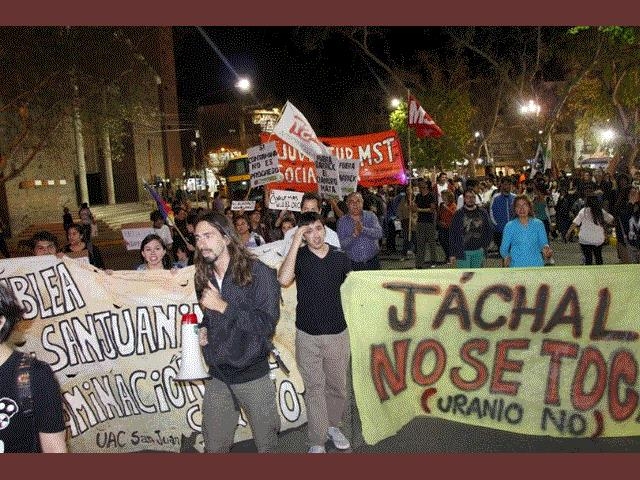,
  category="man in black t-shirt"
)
[412,178,439,268]
[0,284,67,453]
[278,212,352,454]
